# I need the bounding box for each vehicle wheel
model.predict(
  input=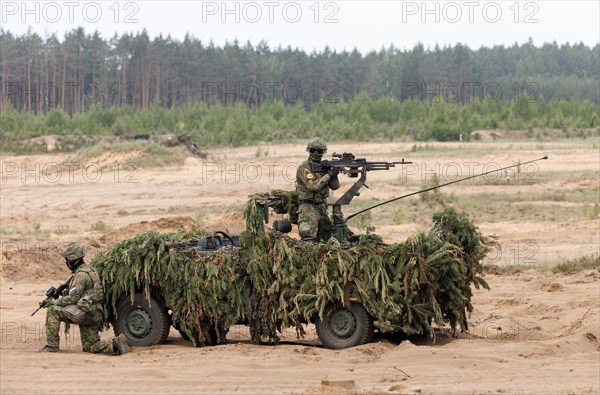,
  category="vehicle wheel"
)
[113,293,170,346]
[315,302,374,349]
